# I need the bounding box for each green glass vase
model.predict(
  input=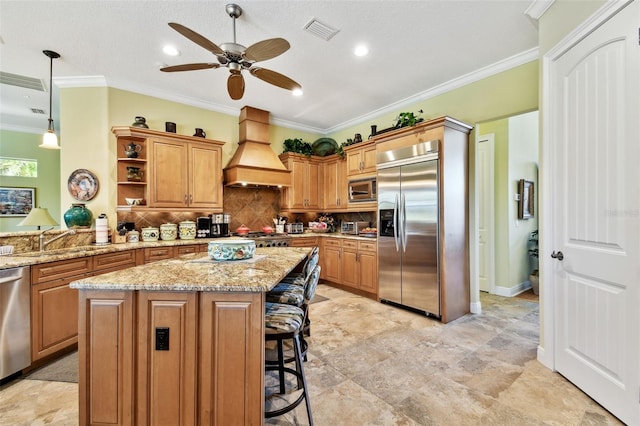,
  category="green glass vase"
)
[63,203,93,228]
